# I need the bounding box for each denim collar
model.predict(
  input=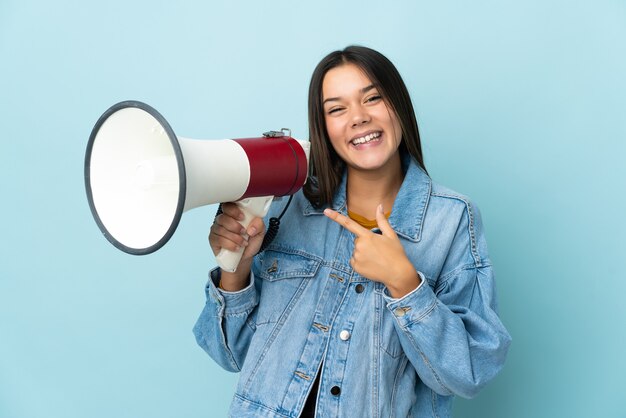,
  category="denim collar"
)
[303,154,431,242]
